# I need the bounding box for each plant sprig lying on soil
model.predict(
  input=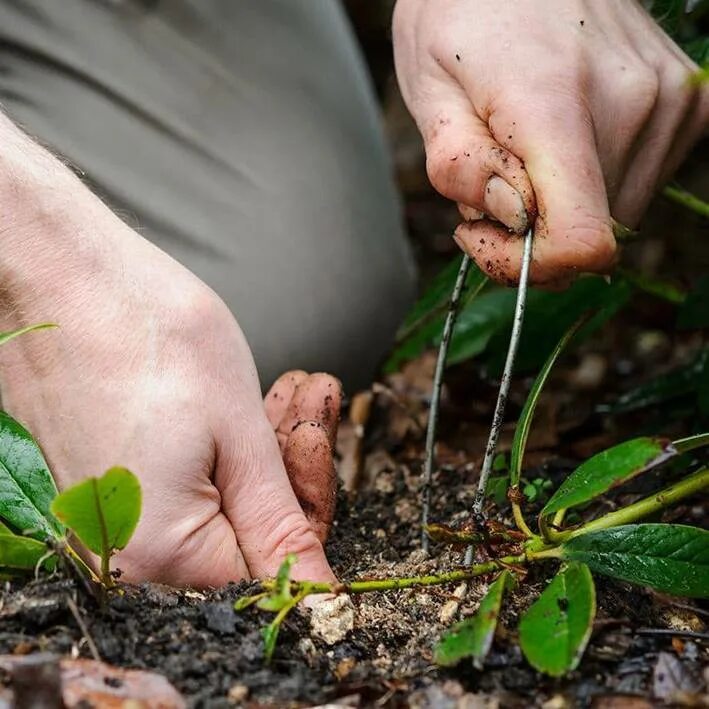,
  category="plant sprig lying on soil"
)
[237,228,709,672]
